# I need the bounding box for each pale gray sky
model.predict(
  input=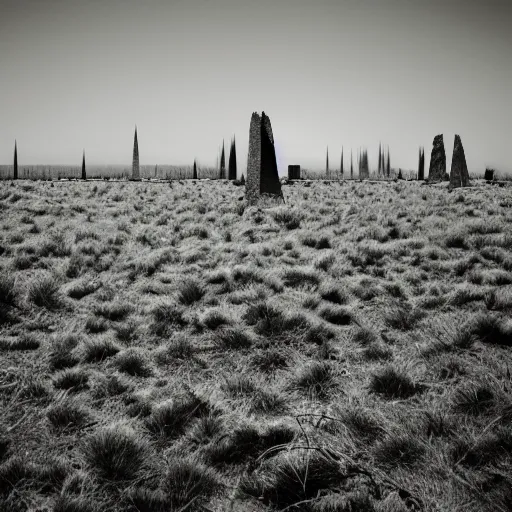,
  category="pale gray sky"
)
[1,0,511,174]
